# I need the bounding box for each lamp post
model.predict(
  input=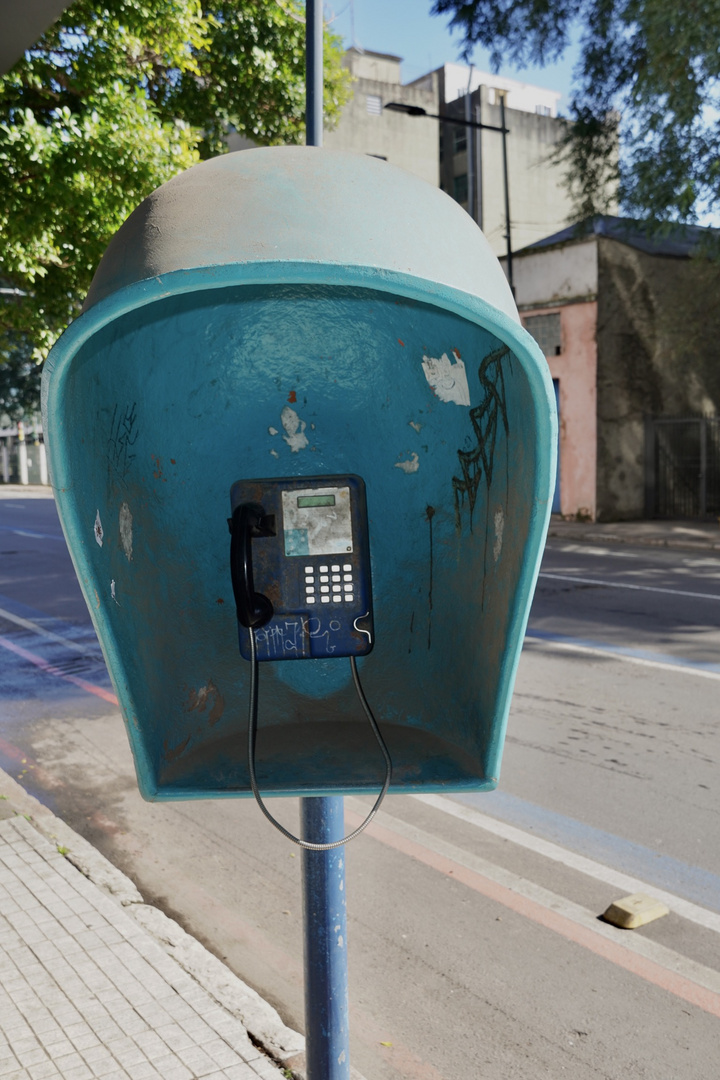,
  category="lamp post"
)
[384,100,514,294]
